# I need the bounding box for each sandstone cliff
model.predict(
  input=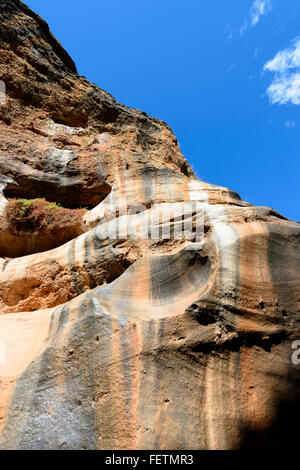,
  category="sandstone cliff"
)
[0,0,299,450]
